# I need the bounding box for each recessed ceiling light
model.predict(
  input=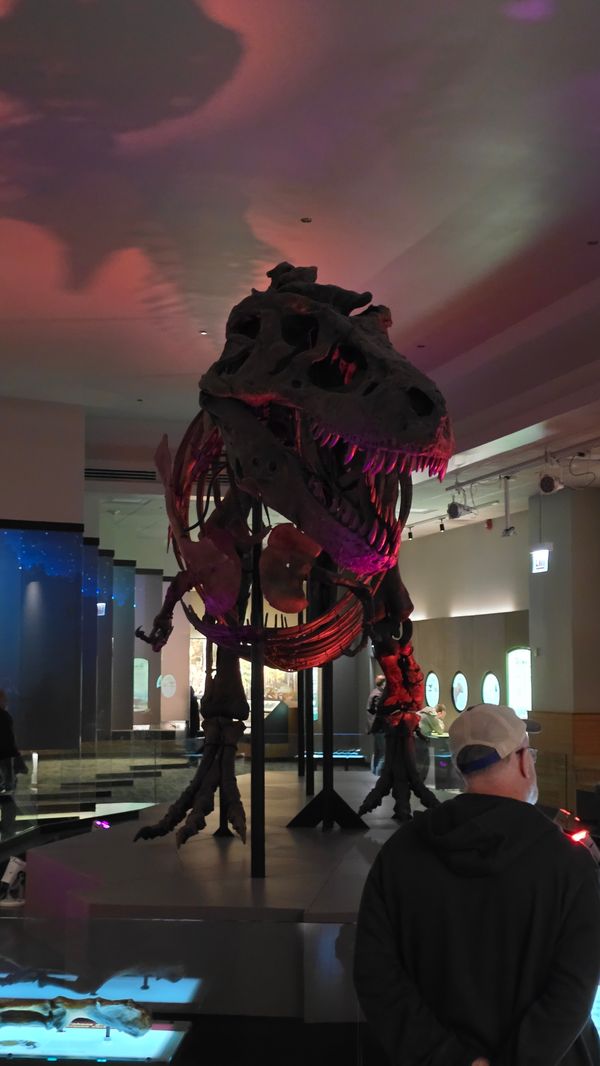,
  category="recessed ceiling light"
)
[199,330,208,335]
[136,398,143,403]
[300,216,312,223]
